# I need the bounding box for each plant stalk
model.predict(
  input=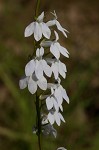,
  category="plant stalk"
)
[36,92,42,150]
[34,1,41,149]
[35,0,40,18]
